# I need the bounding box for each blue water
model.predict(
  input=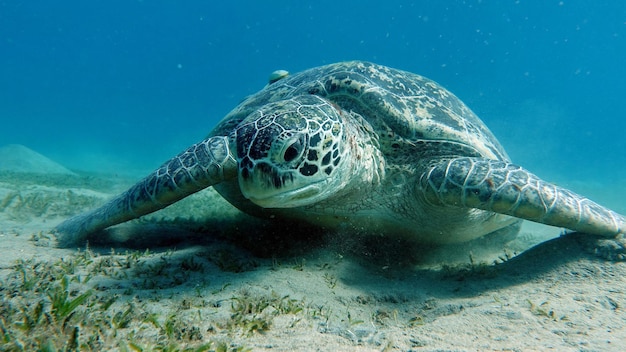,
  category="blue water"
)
[1,1,625,189]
